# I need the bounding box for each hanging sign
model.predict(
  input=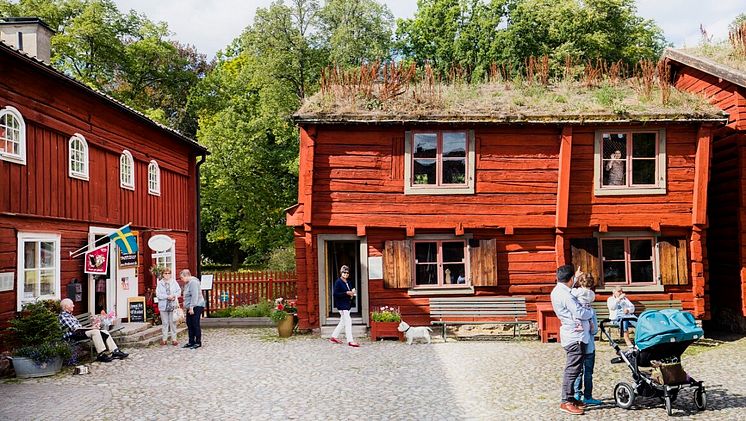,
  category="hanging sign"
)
[118,230,139,268]
[84,243,110,274]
